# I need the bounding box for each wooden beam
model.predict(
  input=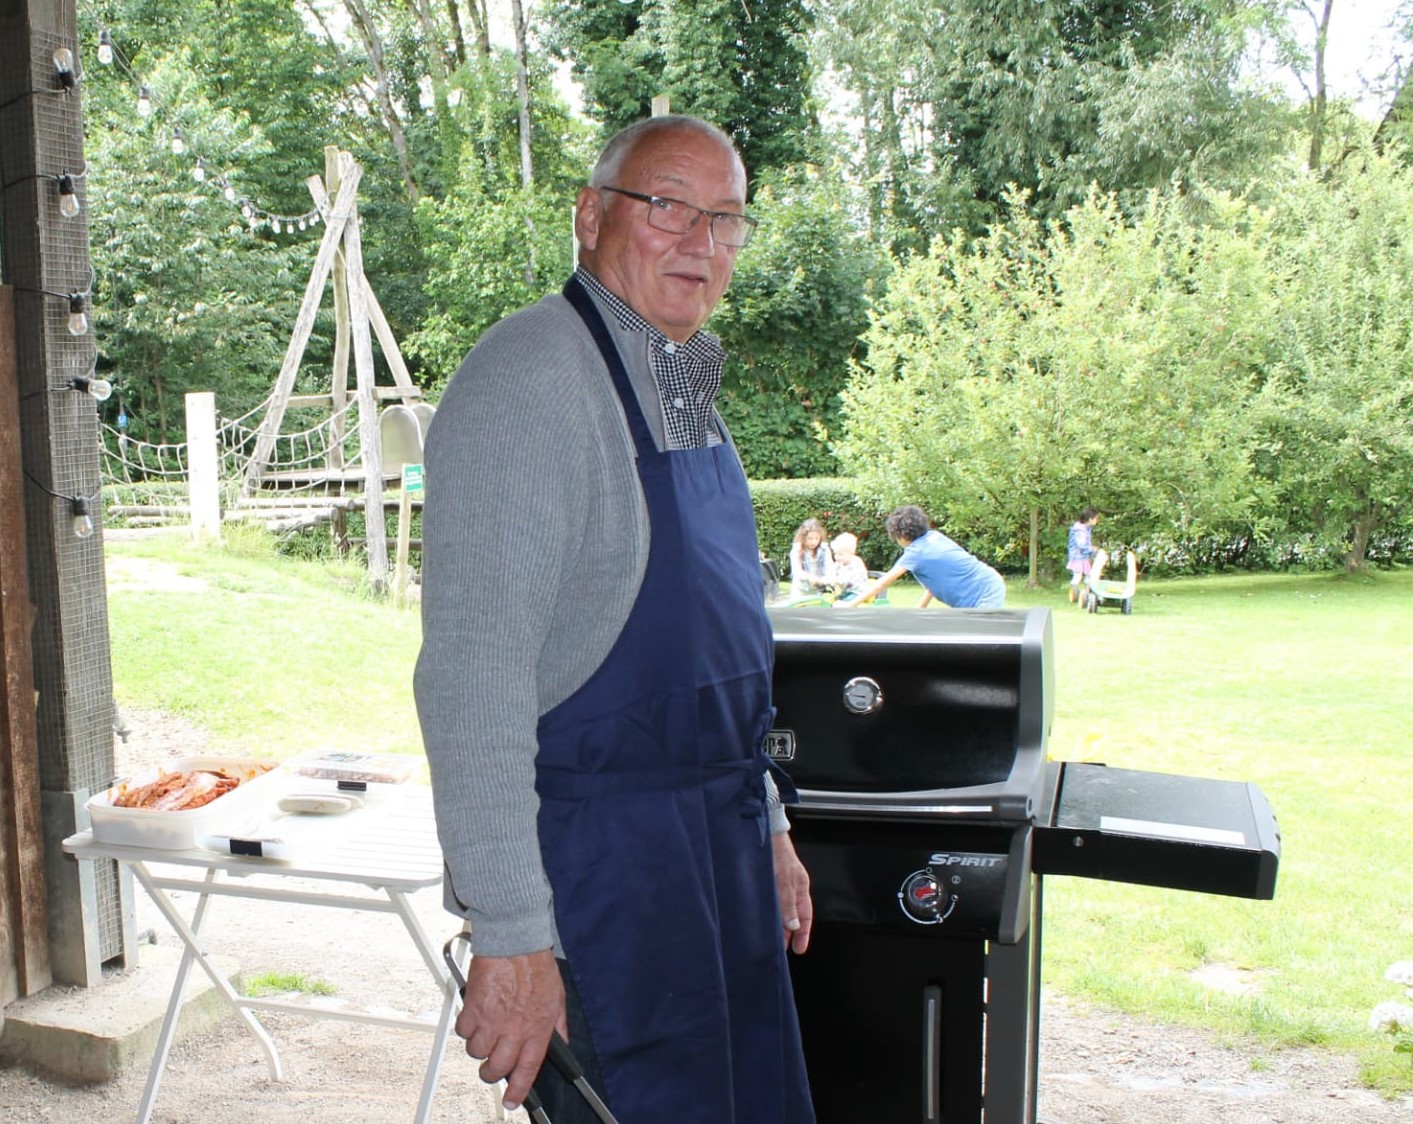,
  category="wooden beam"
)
[0,286,52,1002]
[323,147,352,475]
[337,153,390,589]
